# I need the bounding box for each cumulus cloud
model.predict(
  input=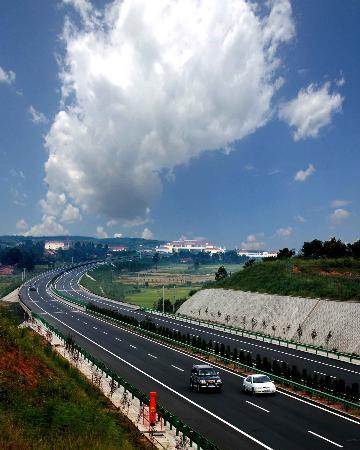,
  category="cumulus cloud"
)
[113,232,122,238]
[28,0,295,232]
[16,219,28,233]
[29,105,48,124]
[96,226,108,238]
[61,204,81,222]
[331,199,351,208]
[240,233,265,250]
[279,82,343,140]
[25,216,69,236]
[0,65,15,84]
[141,227,154,240]
[330,208,349,225]
[275,226,293,237]
[294,163,315,182]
